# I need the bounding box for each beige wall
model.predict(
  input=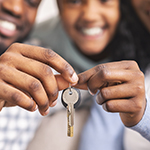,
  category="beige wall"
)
[36,0,59,24]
